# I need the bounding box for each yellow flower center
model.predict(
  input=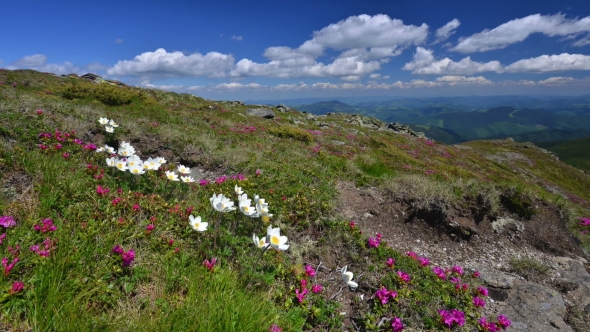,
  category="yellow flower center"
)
[271,235,280,246]
[258,240,266,247]
[261,215,270,224]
